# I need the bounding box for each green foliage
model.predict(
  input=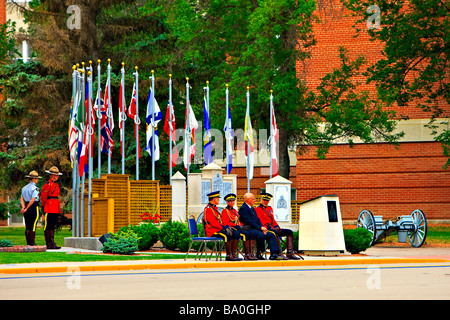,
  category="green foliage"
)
[344,228,373,254]
[101,229,140,255]
[119,222,160,251]
[0,239,14,247]
[343,0,450,168]
[159,220,190,252]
